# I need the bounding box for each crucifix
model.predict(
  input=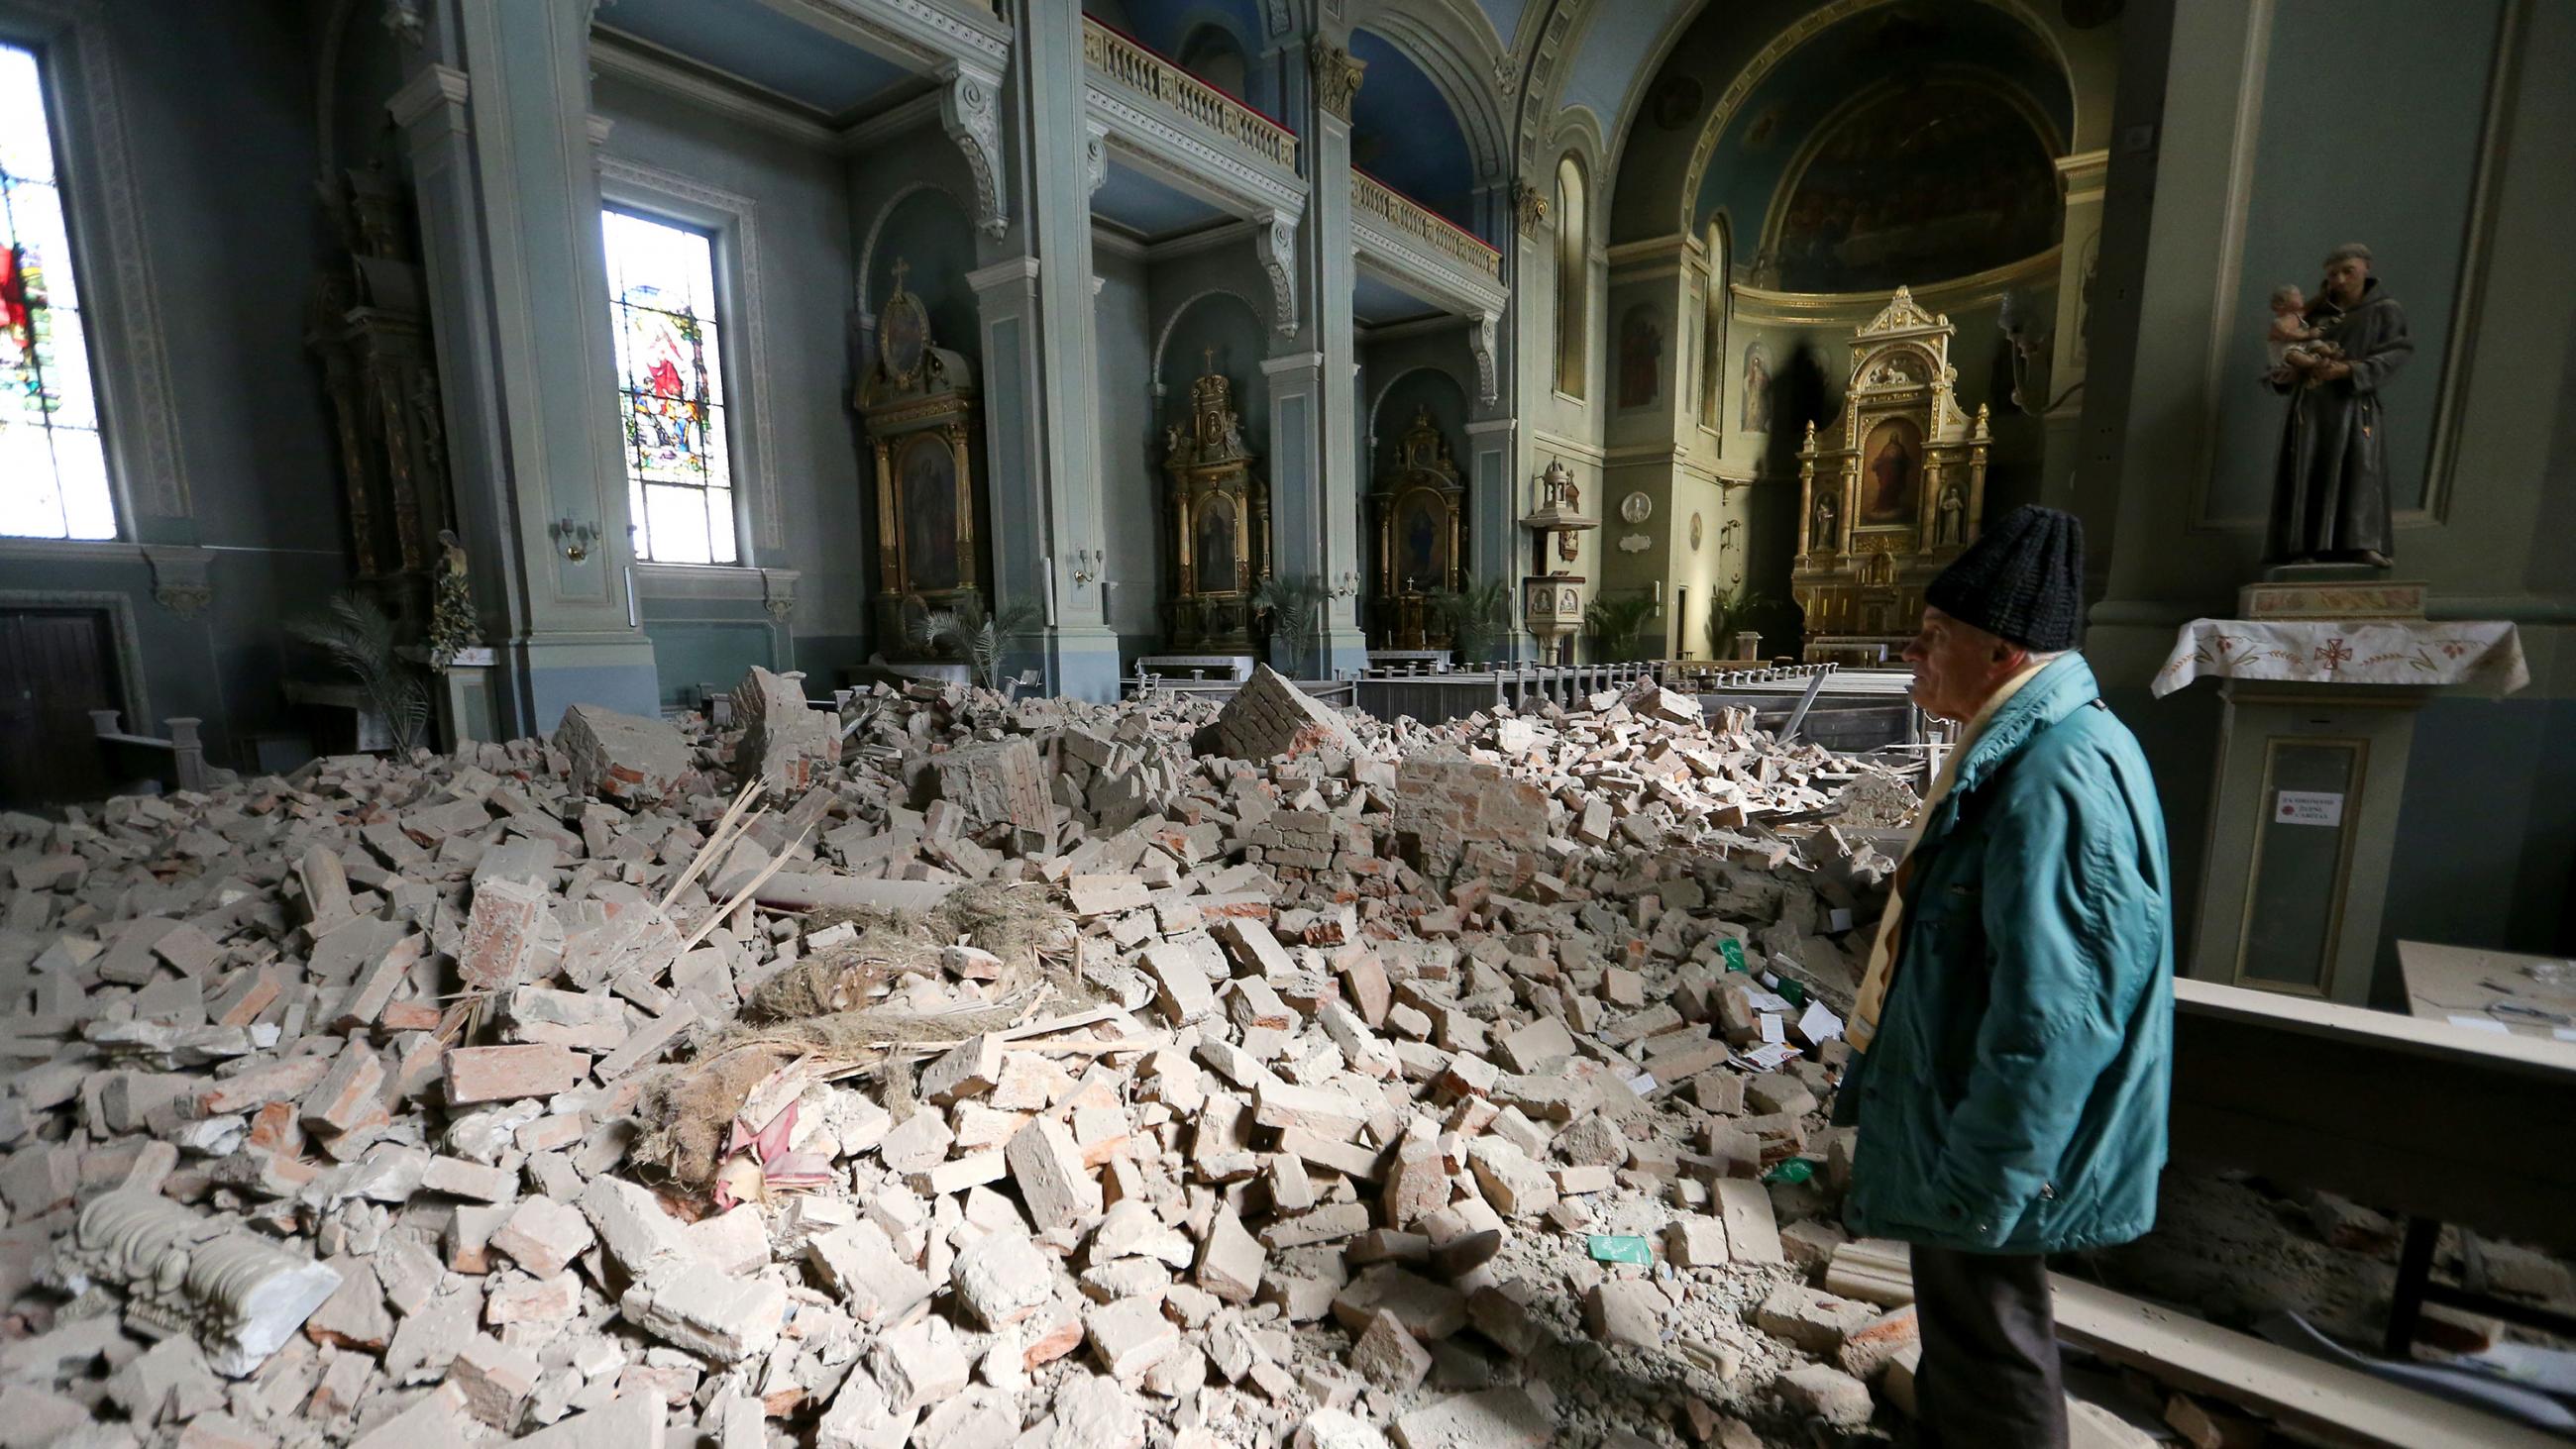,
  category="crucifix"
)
[890,257,911,294]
